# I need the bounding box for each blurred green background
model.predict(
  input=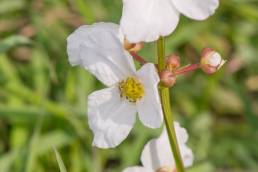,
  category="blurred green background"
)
[0,0,258,172]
